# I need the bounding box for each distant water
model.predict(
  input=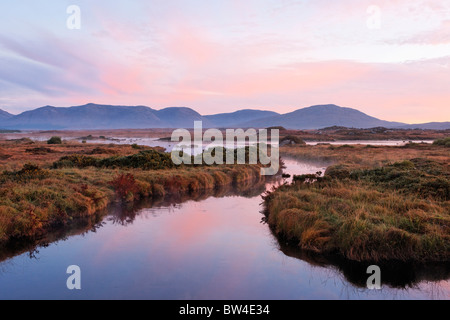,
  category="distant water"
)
[306,140,435,146]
